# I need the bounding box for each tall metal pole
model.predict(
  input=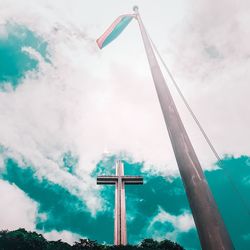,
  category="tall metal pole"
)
[133,6,234,250]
